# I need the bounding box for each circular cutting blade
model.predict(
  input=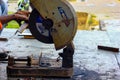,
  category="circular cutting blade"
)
[29,9,53,43]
